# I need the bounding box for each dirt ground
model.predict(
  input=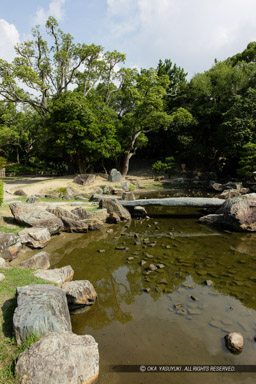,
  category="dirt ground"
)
[3,172,156,202]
